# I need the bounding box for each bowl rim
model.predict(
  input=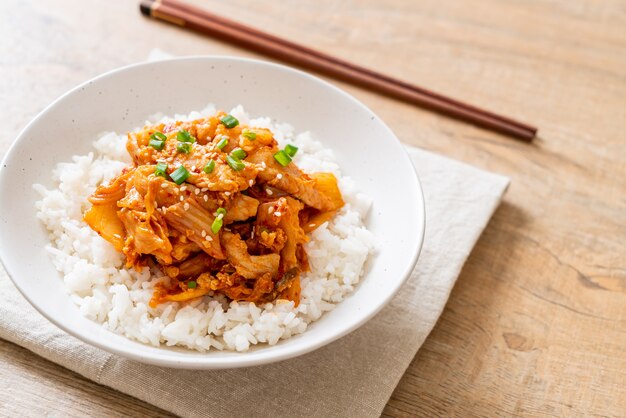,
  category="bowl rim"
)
[0,55,425,369]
